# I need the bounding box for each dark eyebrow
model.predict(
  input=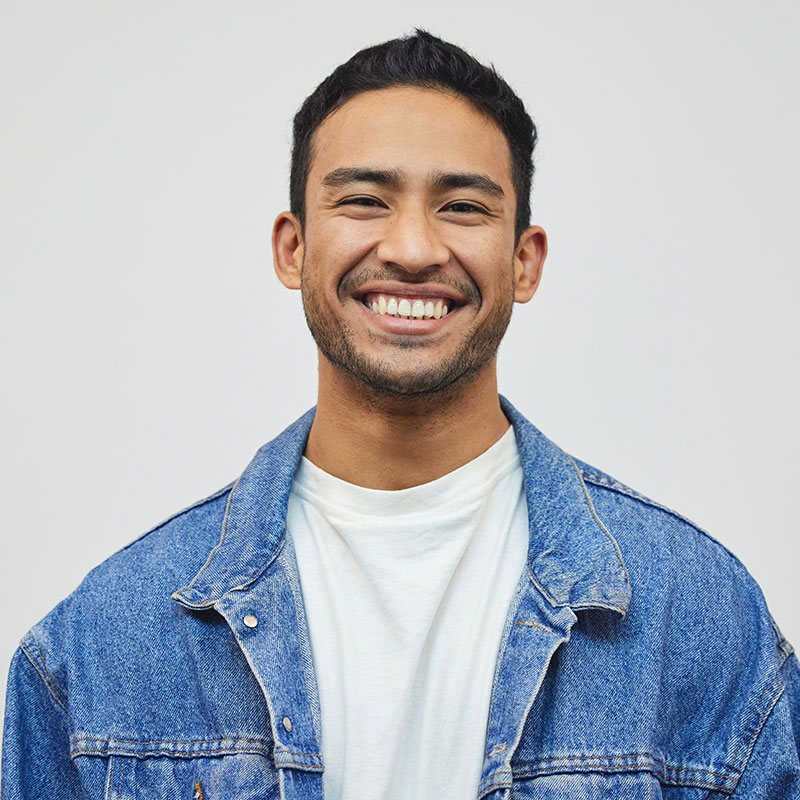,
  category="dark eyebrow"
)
[321,167,402,188]
[431,171,505,199]
[320,166,505,199]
